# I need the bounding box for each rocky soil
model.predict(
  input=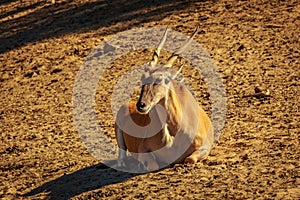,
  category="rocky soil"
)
[0,0,299,199]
